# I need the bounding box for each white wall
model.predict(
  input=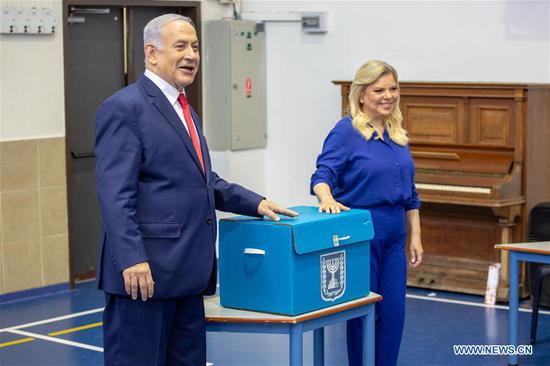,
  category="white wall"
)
[208,0,550,208]
[202,0,233,20]
[0,0,230,142]
[0,0,231,142]
[1,0,547,203]
[0,0,65,141]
